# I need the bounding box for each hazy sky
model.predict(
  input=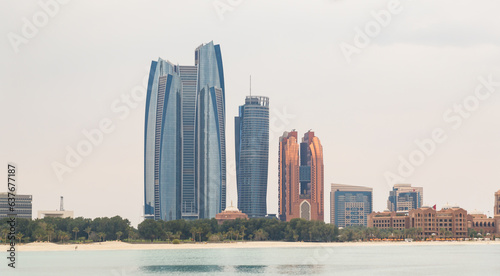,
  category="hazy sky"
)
[2,0,500,227]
